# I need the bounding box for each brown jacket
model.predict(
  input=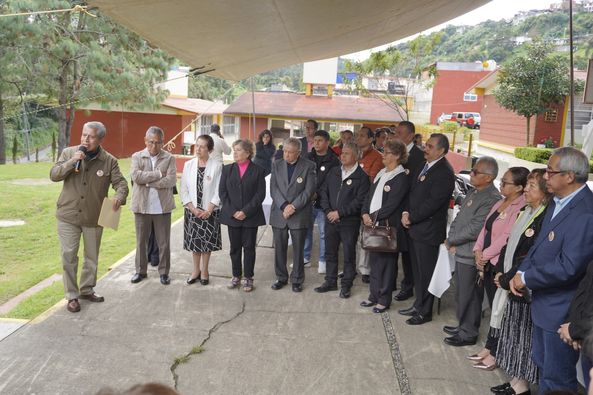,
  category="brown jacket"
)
[130,148,177,214]
[359,147,384,182]
[50,146,129,227]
